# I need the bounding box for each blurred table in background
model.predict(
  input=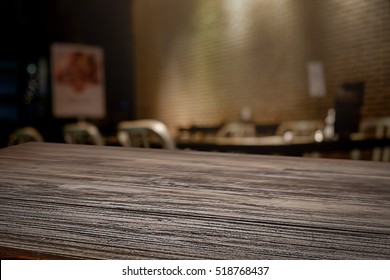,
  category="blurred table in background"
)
[176,133,390,160]
[0,142,389,259]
